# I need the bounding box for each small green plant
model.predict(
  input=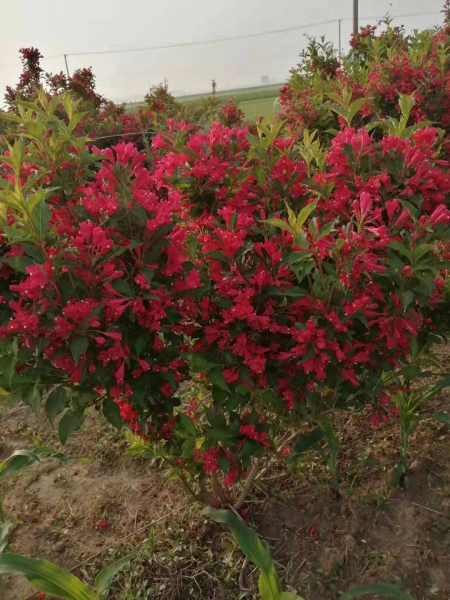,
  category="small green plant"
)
[316,416,340,497]
[204,507,305,600]
[0,552,134,599]
[0,447,70,481]
[204,508,416,600]
[392,377,450,484]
